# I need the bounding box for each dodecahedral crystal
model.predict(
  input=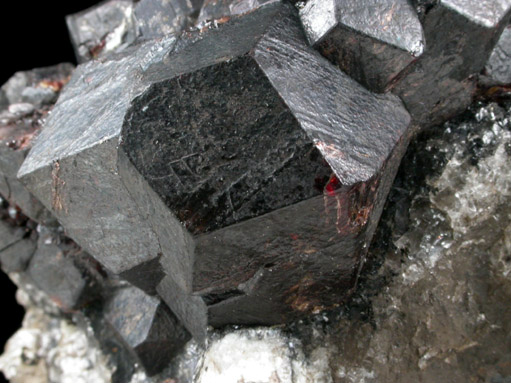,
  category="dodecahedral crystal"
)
[0,64,73,224]
[299,0,425,93]
[25,227,101,312]
[19,2,412,340]
[390,0,511,126]
[67,0,204,63]
[132,4,411,339]
[103,285,190,375]
[16,2,285,296]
